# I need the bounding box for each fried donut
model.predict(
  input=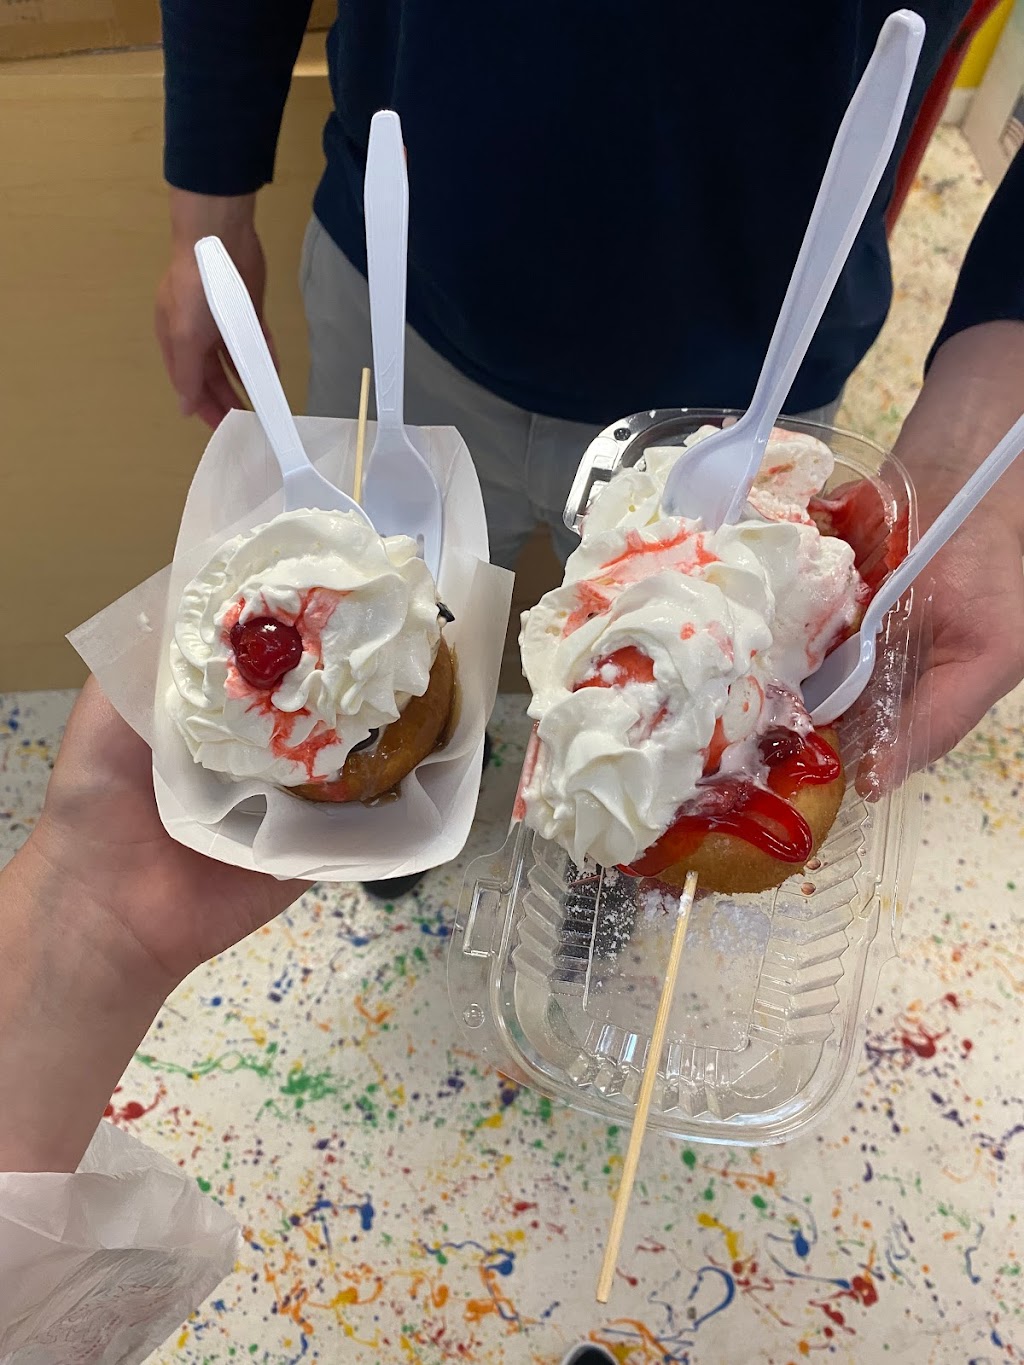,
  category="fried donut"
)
[291,638,455,804]
[630,727,845,895]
